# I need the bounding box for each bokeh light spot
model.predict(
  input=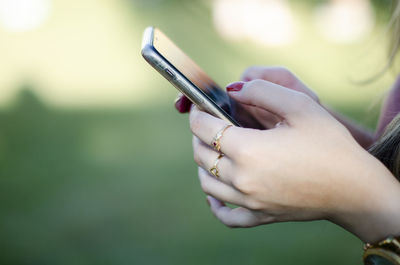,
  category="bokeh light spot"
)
[0,0,52,33]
